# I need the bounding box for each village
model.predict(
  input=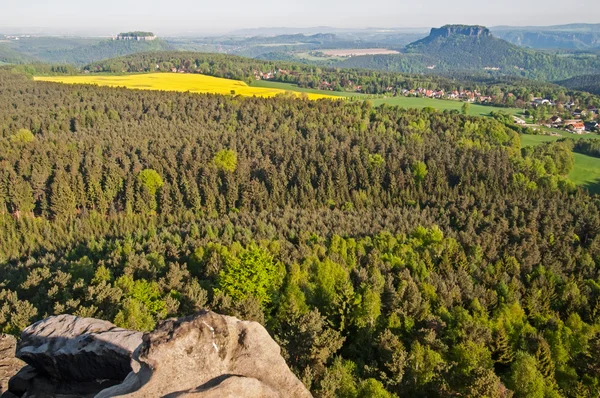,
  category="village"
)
[251,69,600,134]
